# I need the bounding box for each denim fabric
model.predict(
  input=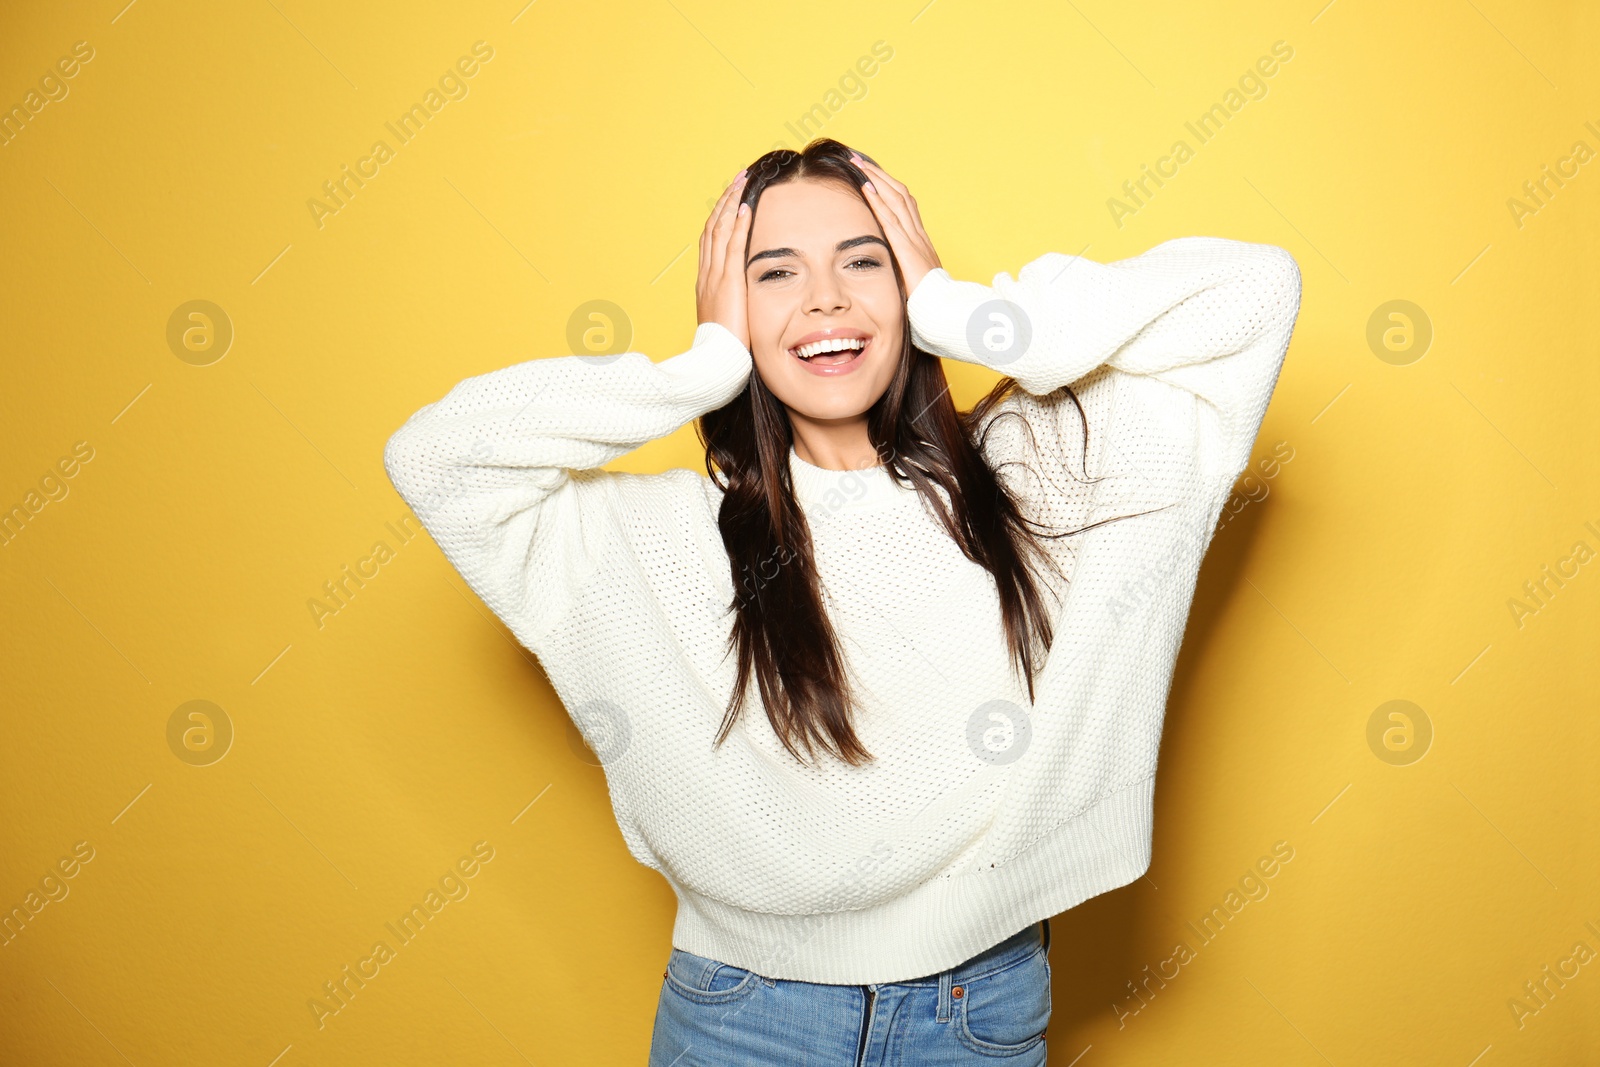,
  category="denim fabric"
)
[649,919,1052,1065]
